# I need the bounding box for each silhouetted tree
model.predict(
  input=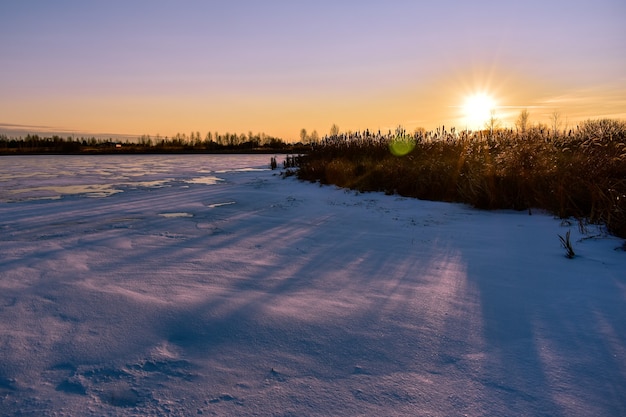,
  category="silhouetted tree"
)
[516,109,530,134]
[310,130,319,144]
[485,110,501,137]
[300,128,308,143]
[549,110,562,137]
